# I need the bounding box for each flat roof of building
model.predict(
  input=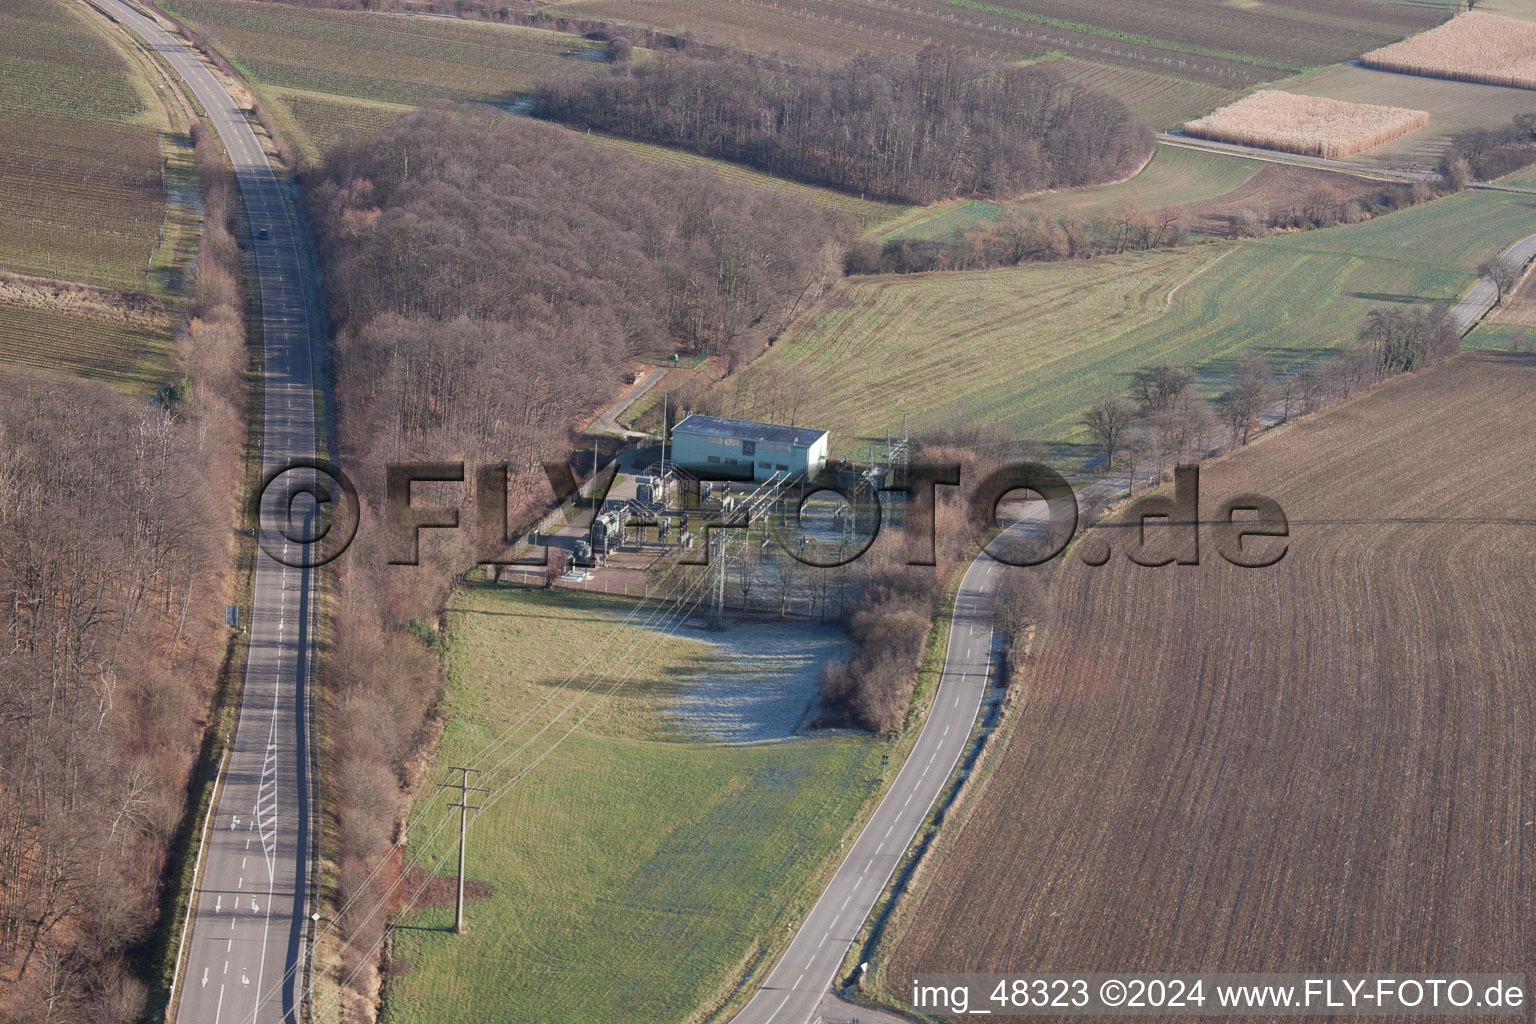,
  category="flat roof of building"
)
[672,414,828,449]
